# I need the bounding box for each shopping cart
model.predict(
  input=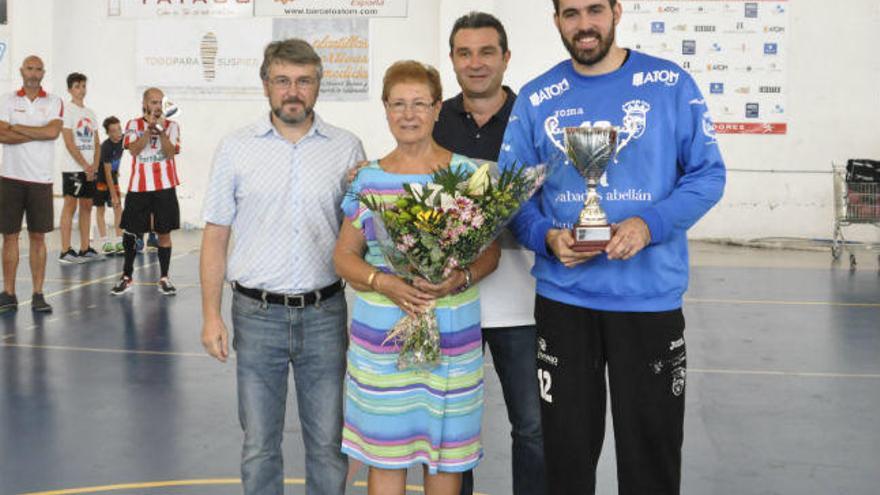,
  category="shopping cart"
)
[831,160,880,270]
